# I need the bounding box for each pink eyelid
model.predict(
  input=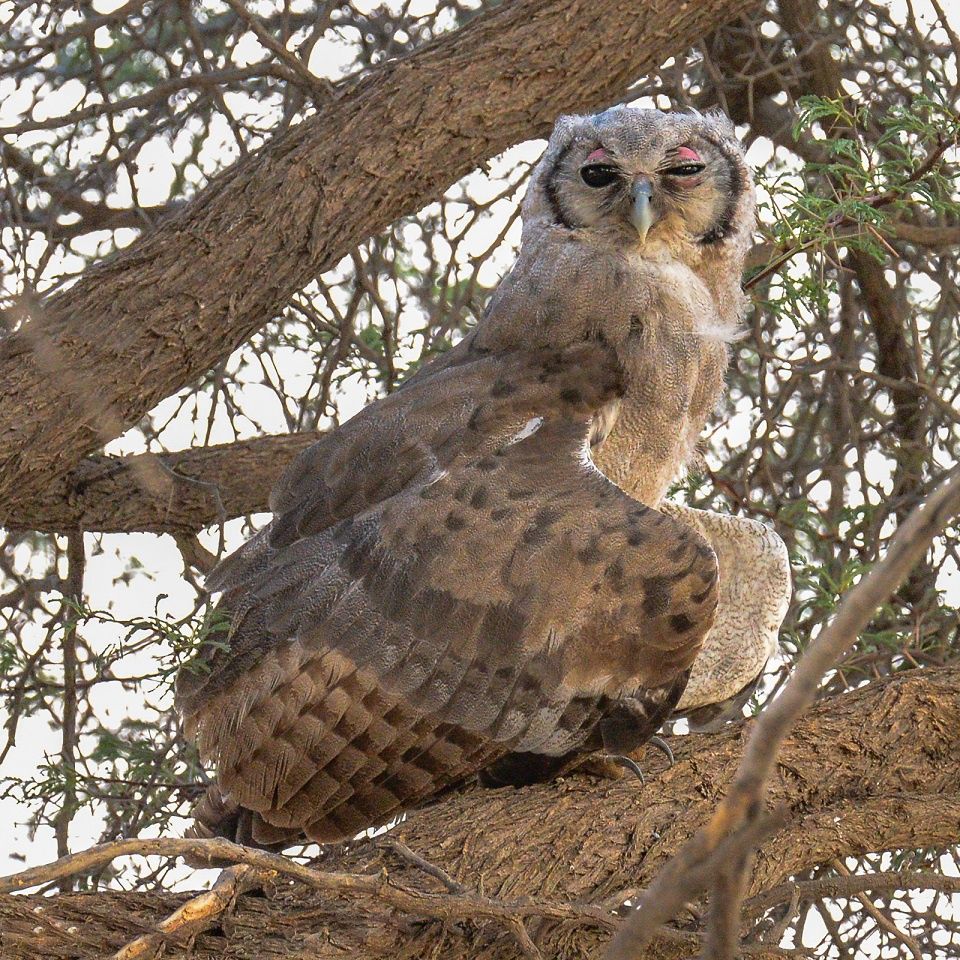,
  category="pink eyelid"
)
[676,146,701,163]
[584,148,610,164]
